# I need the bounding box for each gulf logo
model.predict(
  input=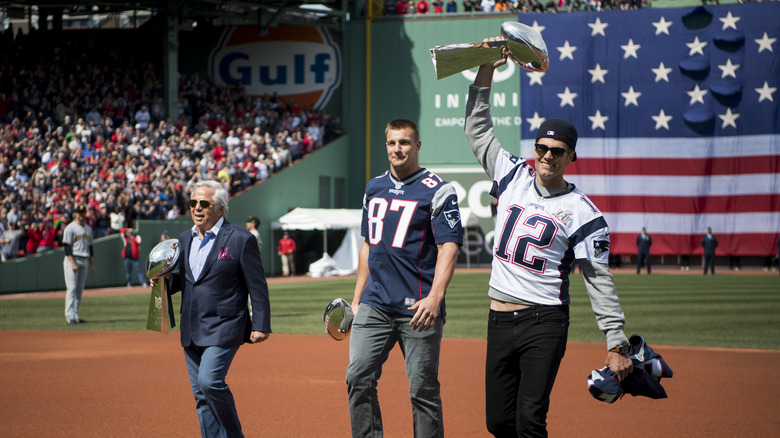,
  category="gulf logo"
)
[210,26,341,110]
